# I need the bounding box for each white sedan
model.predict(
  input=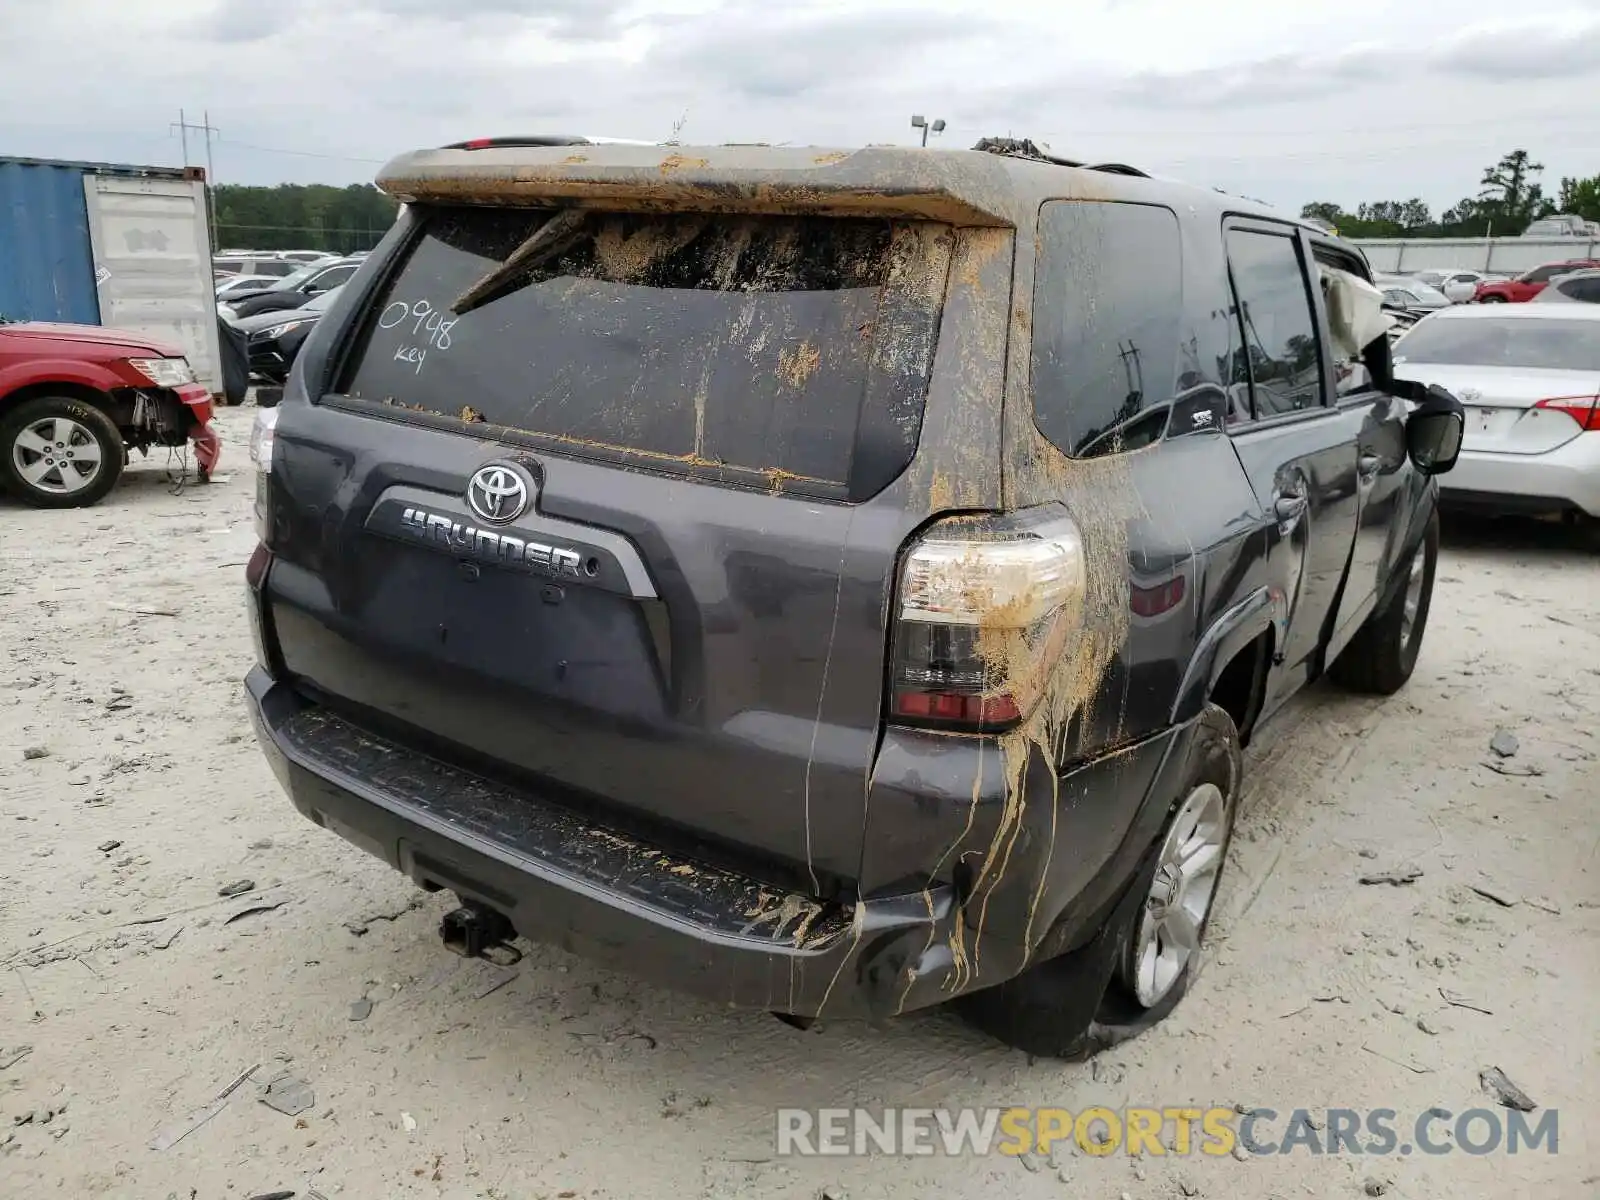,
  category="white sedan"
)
[1393,305,1600,518]
[1409,268,1508,304]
